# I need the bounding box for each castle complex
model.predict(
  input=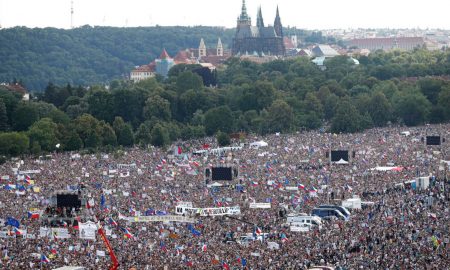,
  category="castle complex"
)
[232,0,285,56]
